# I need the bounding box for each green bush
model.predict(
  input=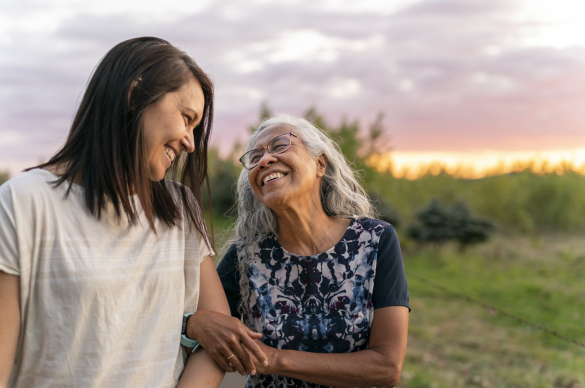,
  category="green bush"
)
[407,199,495,250]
